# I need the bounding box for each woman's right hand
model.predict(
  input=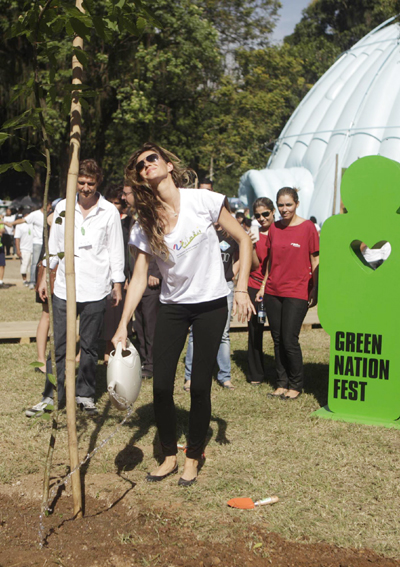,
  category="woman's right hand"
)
[112,324,128,350]
[255,287,265,302]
